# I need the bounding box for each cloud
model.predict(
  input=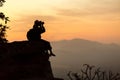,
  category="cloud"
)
[89,0,120,13]
[54,0,120,18]
[56,9,93,17]
[16,14,58,23]
[8,14,61,34]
